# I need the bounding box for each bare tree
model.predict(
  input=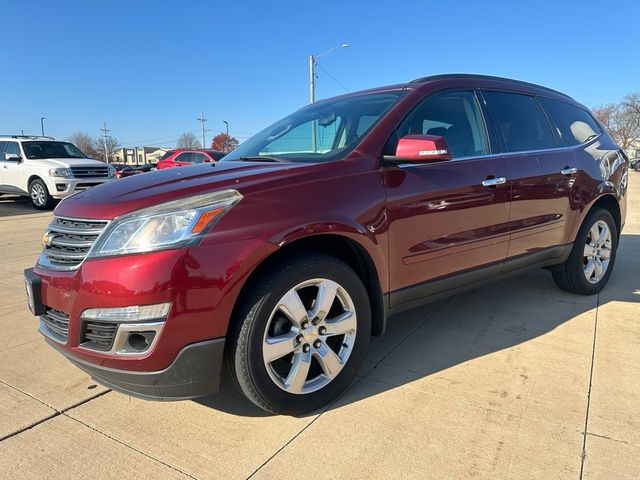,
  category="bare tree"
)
[67,131,100,159]
[93,135,120,162]
[593,93,640,152]
[176,132,201,149]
